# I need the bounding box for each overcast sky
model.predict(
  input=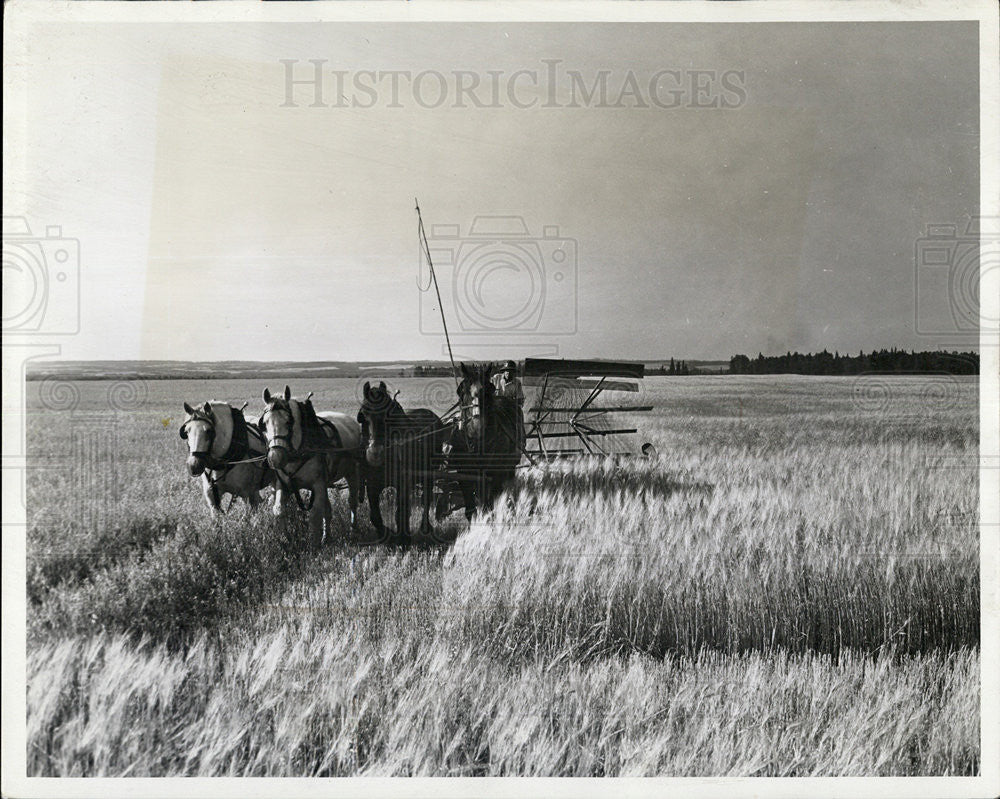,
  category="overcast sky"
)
[3,20,979,361]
